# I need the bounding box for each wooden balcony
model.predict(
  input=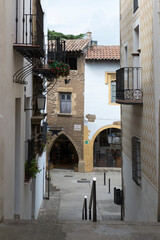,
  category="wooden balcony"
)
[116,67,143,104]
